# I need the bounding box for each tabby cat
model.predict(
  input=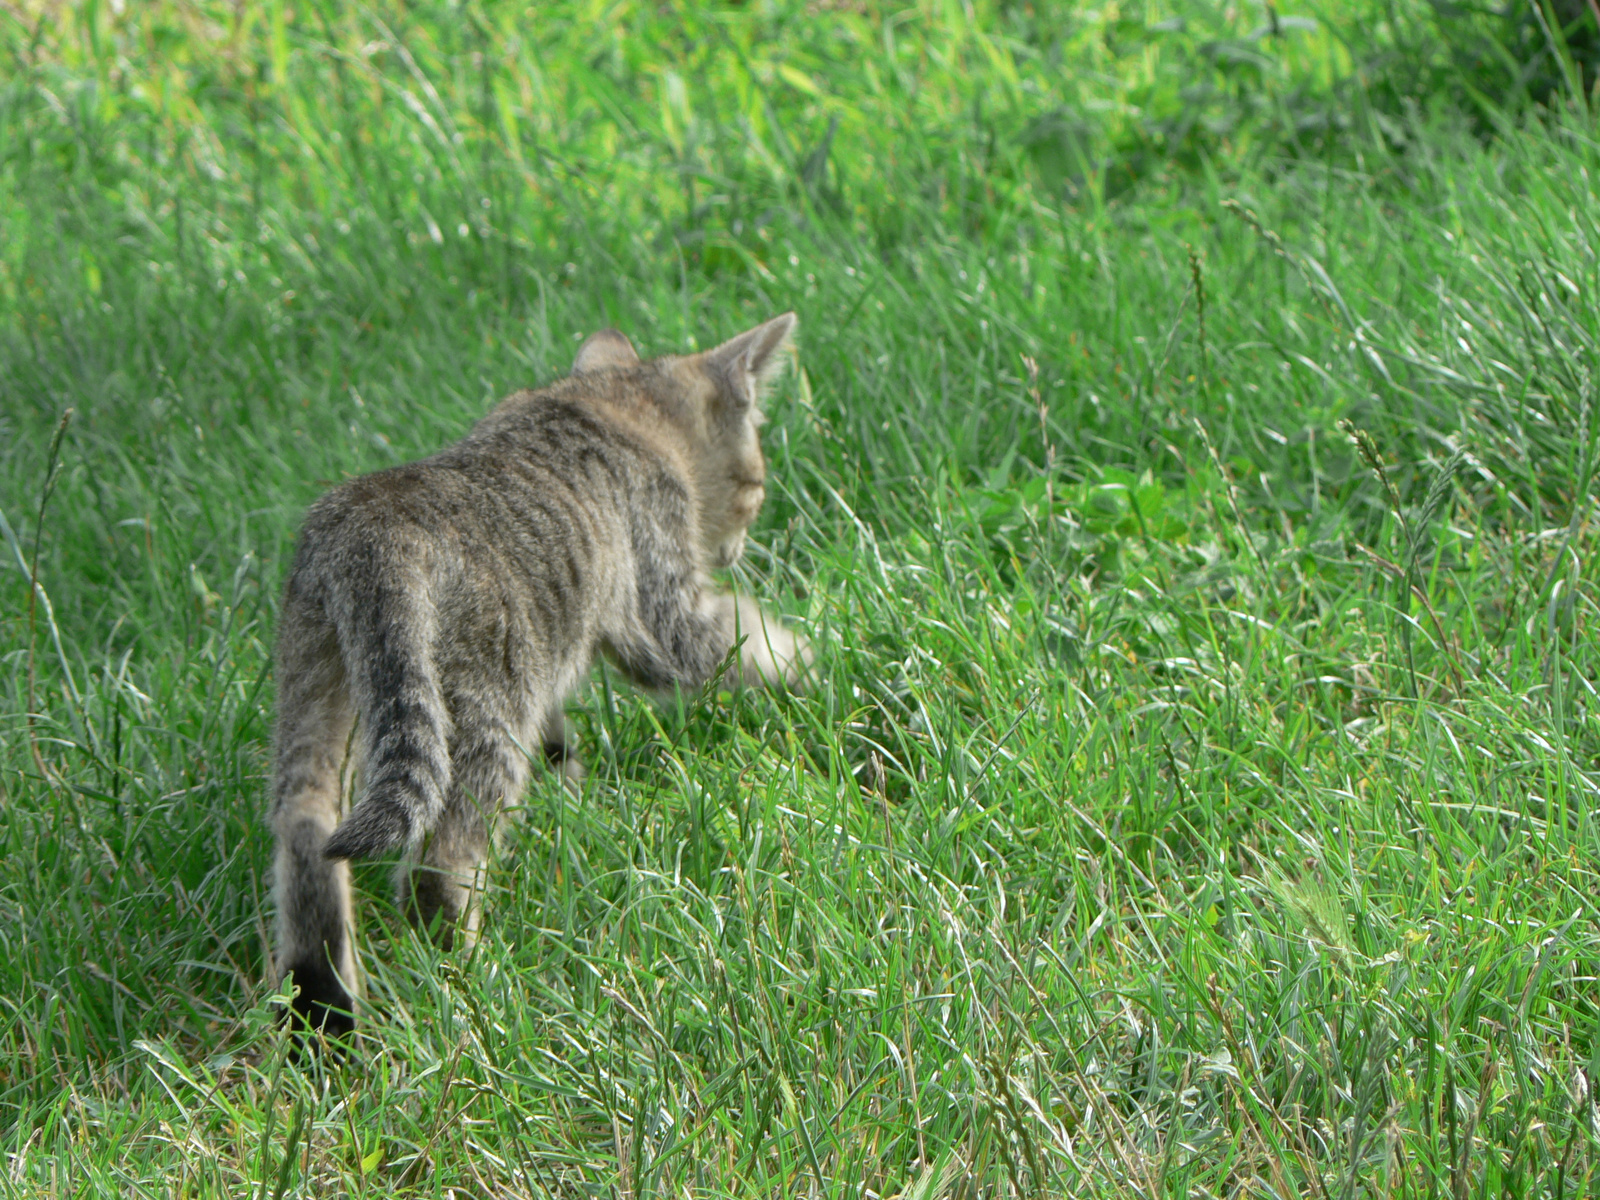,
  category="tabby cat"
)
[271,313,809,1036]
